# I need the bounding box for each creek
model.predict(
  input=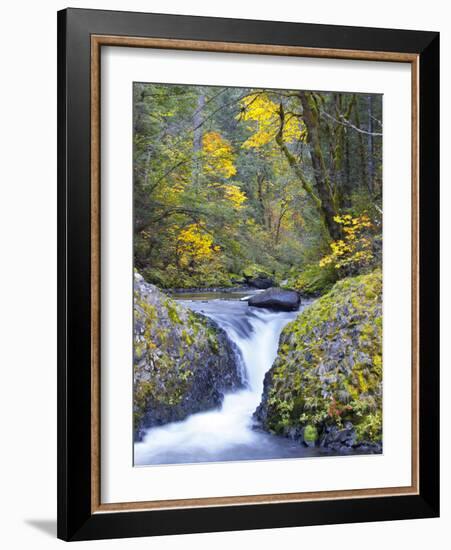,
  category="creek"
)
[134,291,333,465]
